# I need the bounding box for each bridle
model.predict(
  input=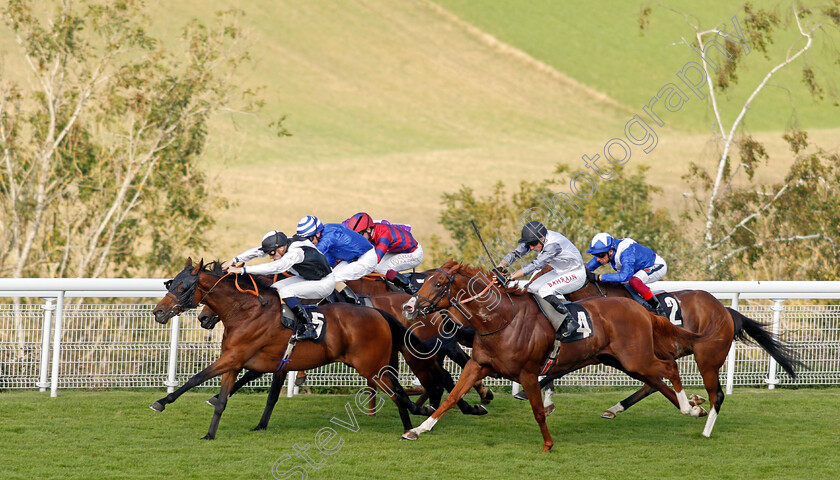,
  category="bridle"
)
[164,268,234,311]
[413,268,515,336]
